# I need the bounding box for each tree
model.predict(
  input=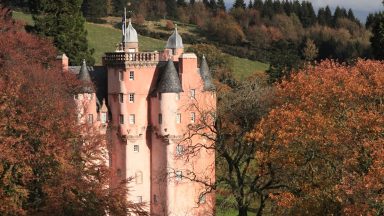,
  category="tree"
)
[217,0,226,11]
[370,12,384,59]
[165,0,178,18]
[248,59,384,215]
[0,6,146,215]
[233,0,246,9]
[177,0,187,7]
[181,78,276,216]
[82,0,108,20]
[302,38,318,61]
[190,0,195,5]
[29,0,95,66]
[267,40,302,83]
